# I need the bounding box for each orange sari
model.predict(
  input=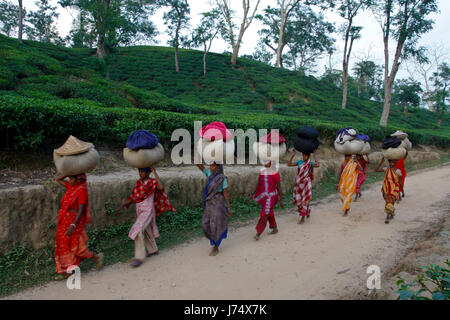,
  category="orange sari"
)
[338,159,358,213]
[54,180,93,274]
